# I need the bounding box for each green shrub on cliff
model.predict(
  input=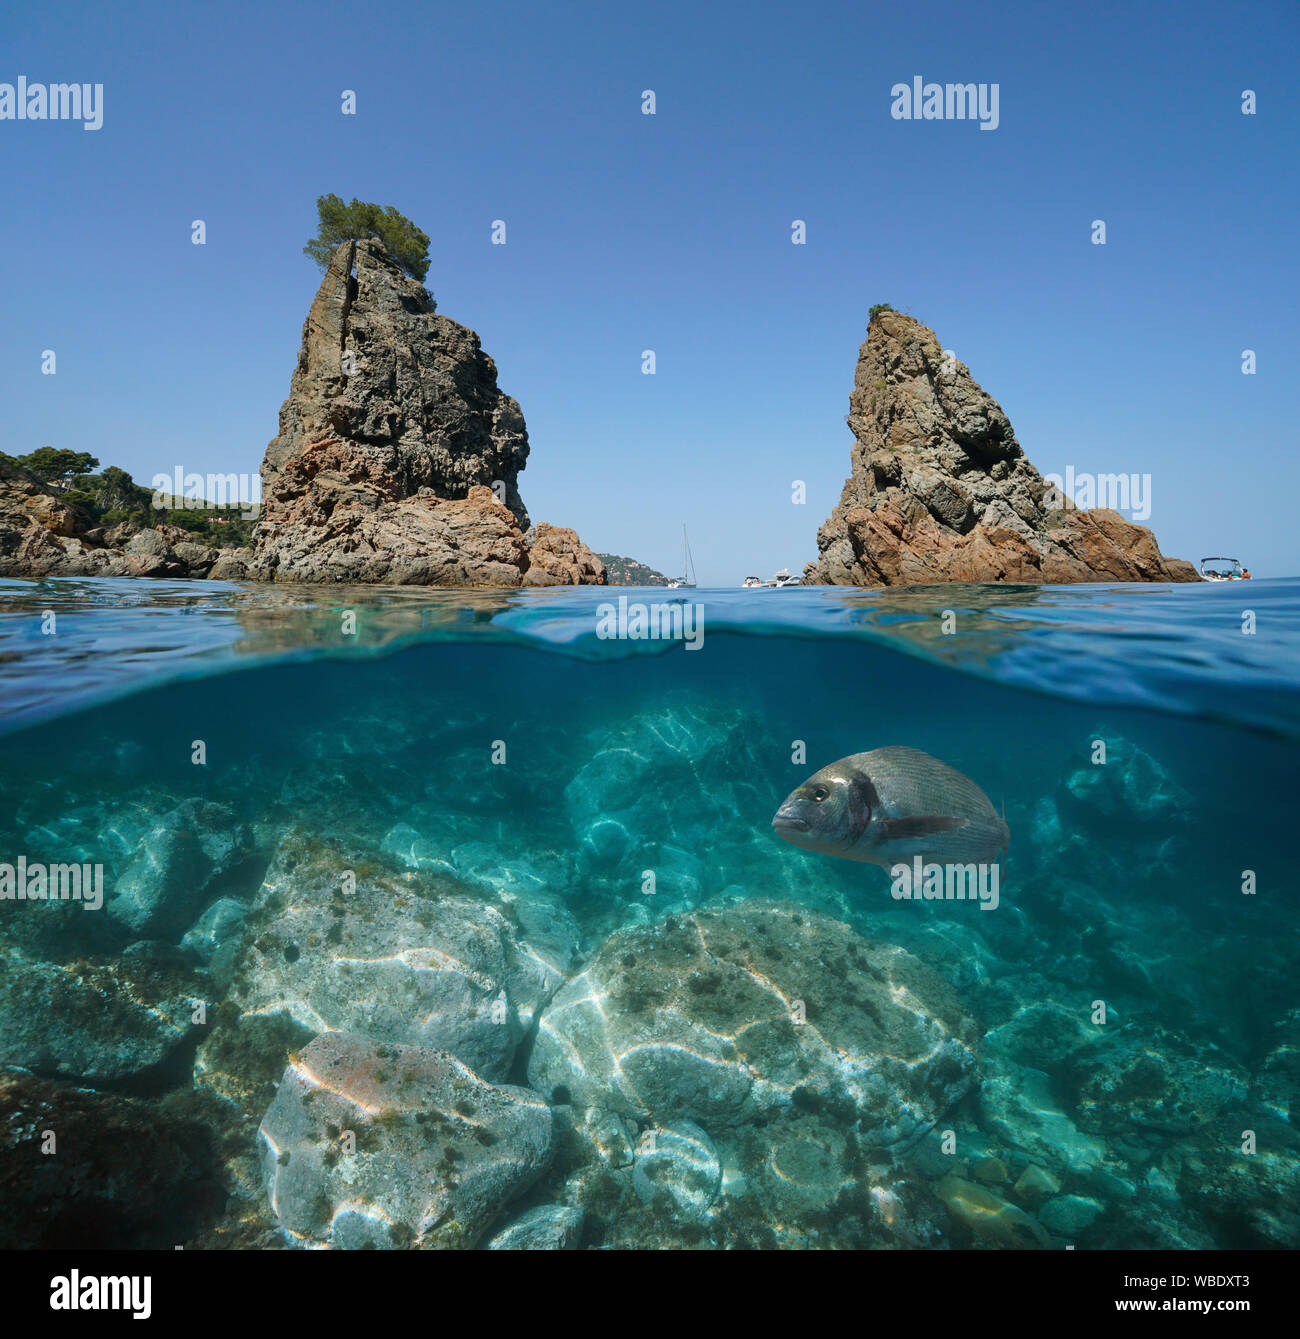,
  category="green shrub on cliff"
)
[303,194,431,282]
